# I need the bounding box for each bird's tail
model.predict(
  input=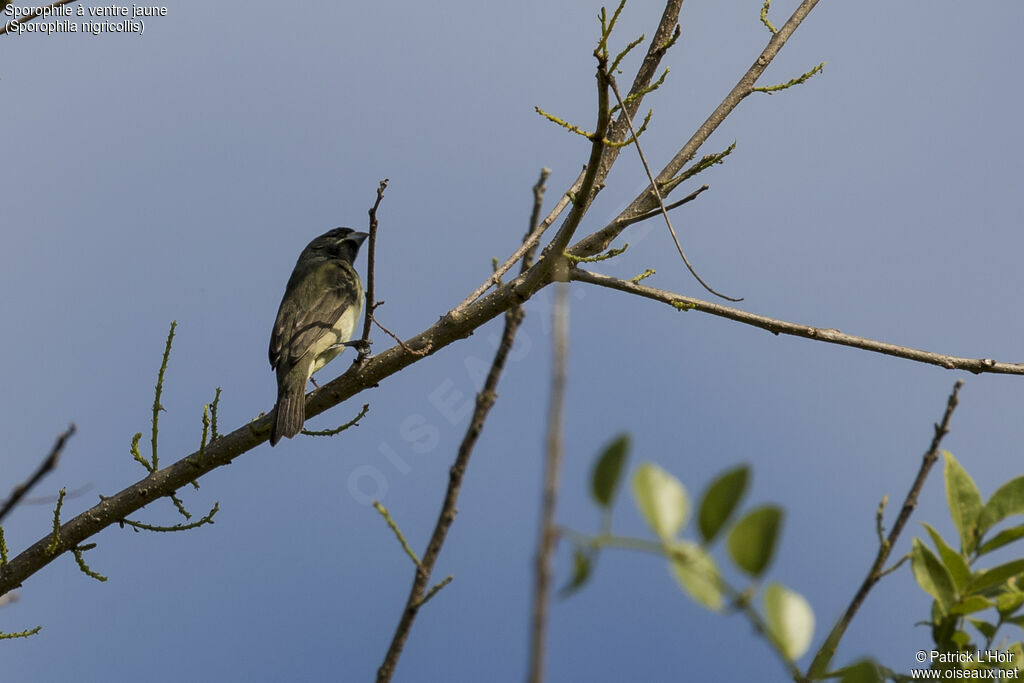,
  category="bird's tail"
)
[270,384,305,446]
